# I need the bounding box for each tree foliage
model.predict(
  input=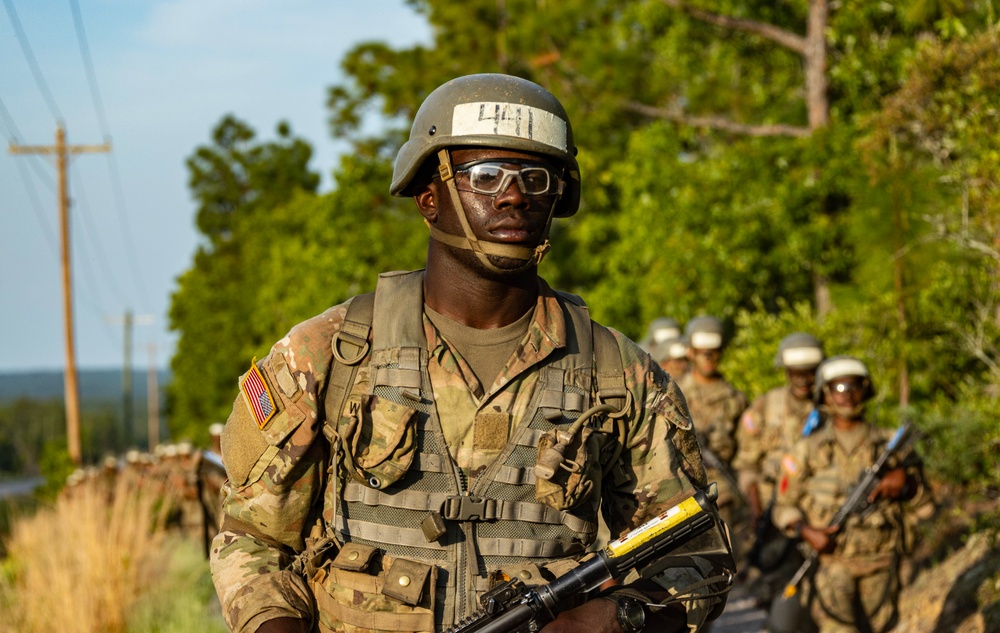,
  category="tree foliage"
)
[166,0,1000,492]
